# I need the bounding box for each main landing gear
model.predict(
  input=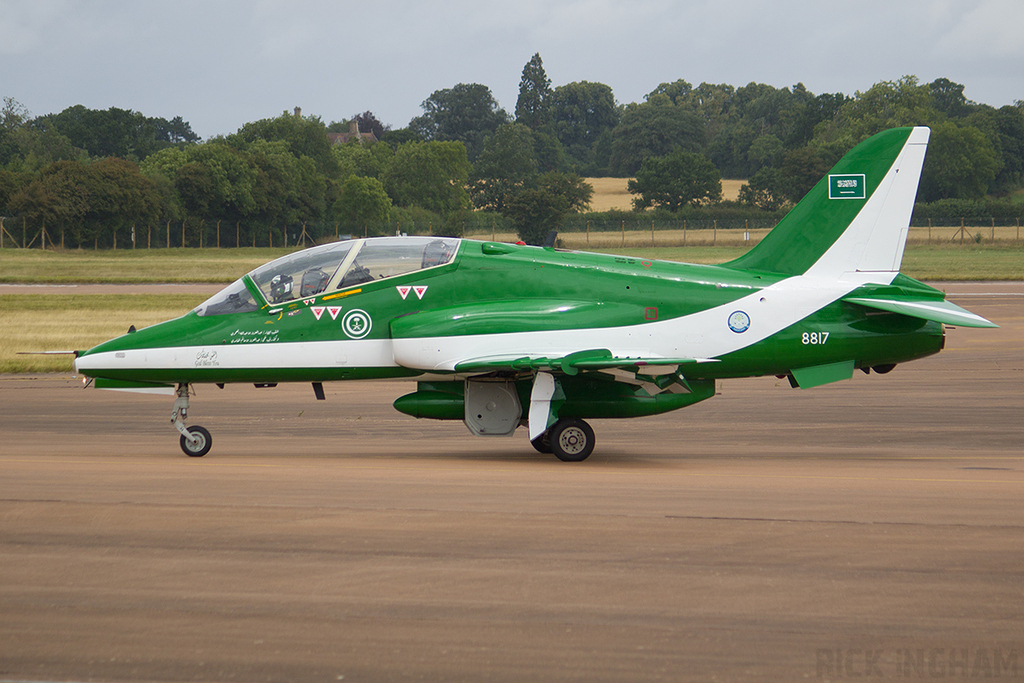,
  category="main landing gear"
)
[171,383,212,457]
[531,418,596,462]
